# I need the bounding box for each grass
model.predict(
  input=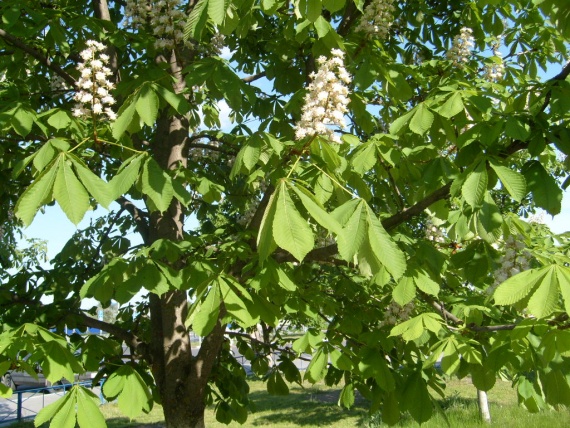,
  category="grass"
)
[5,377,570,427]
